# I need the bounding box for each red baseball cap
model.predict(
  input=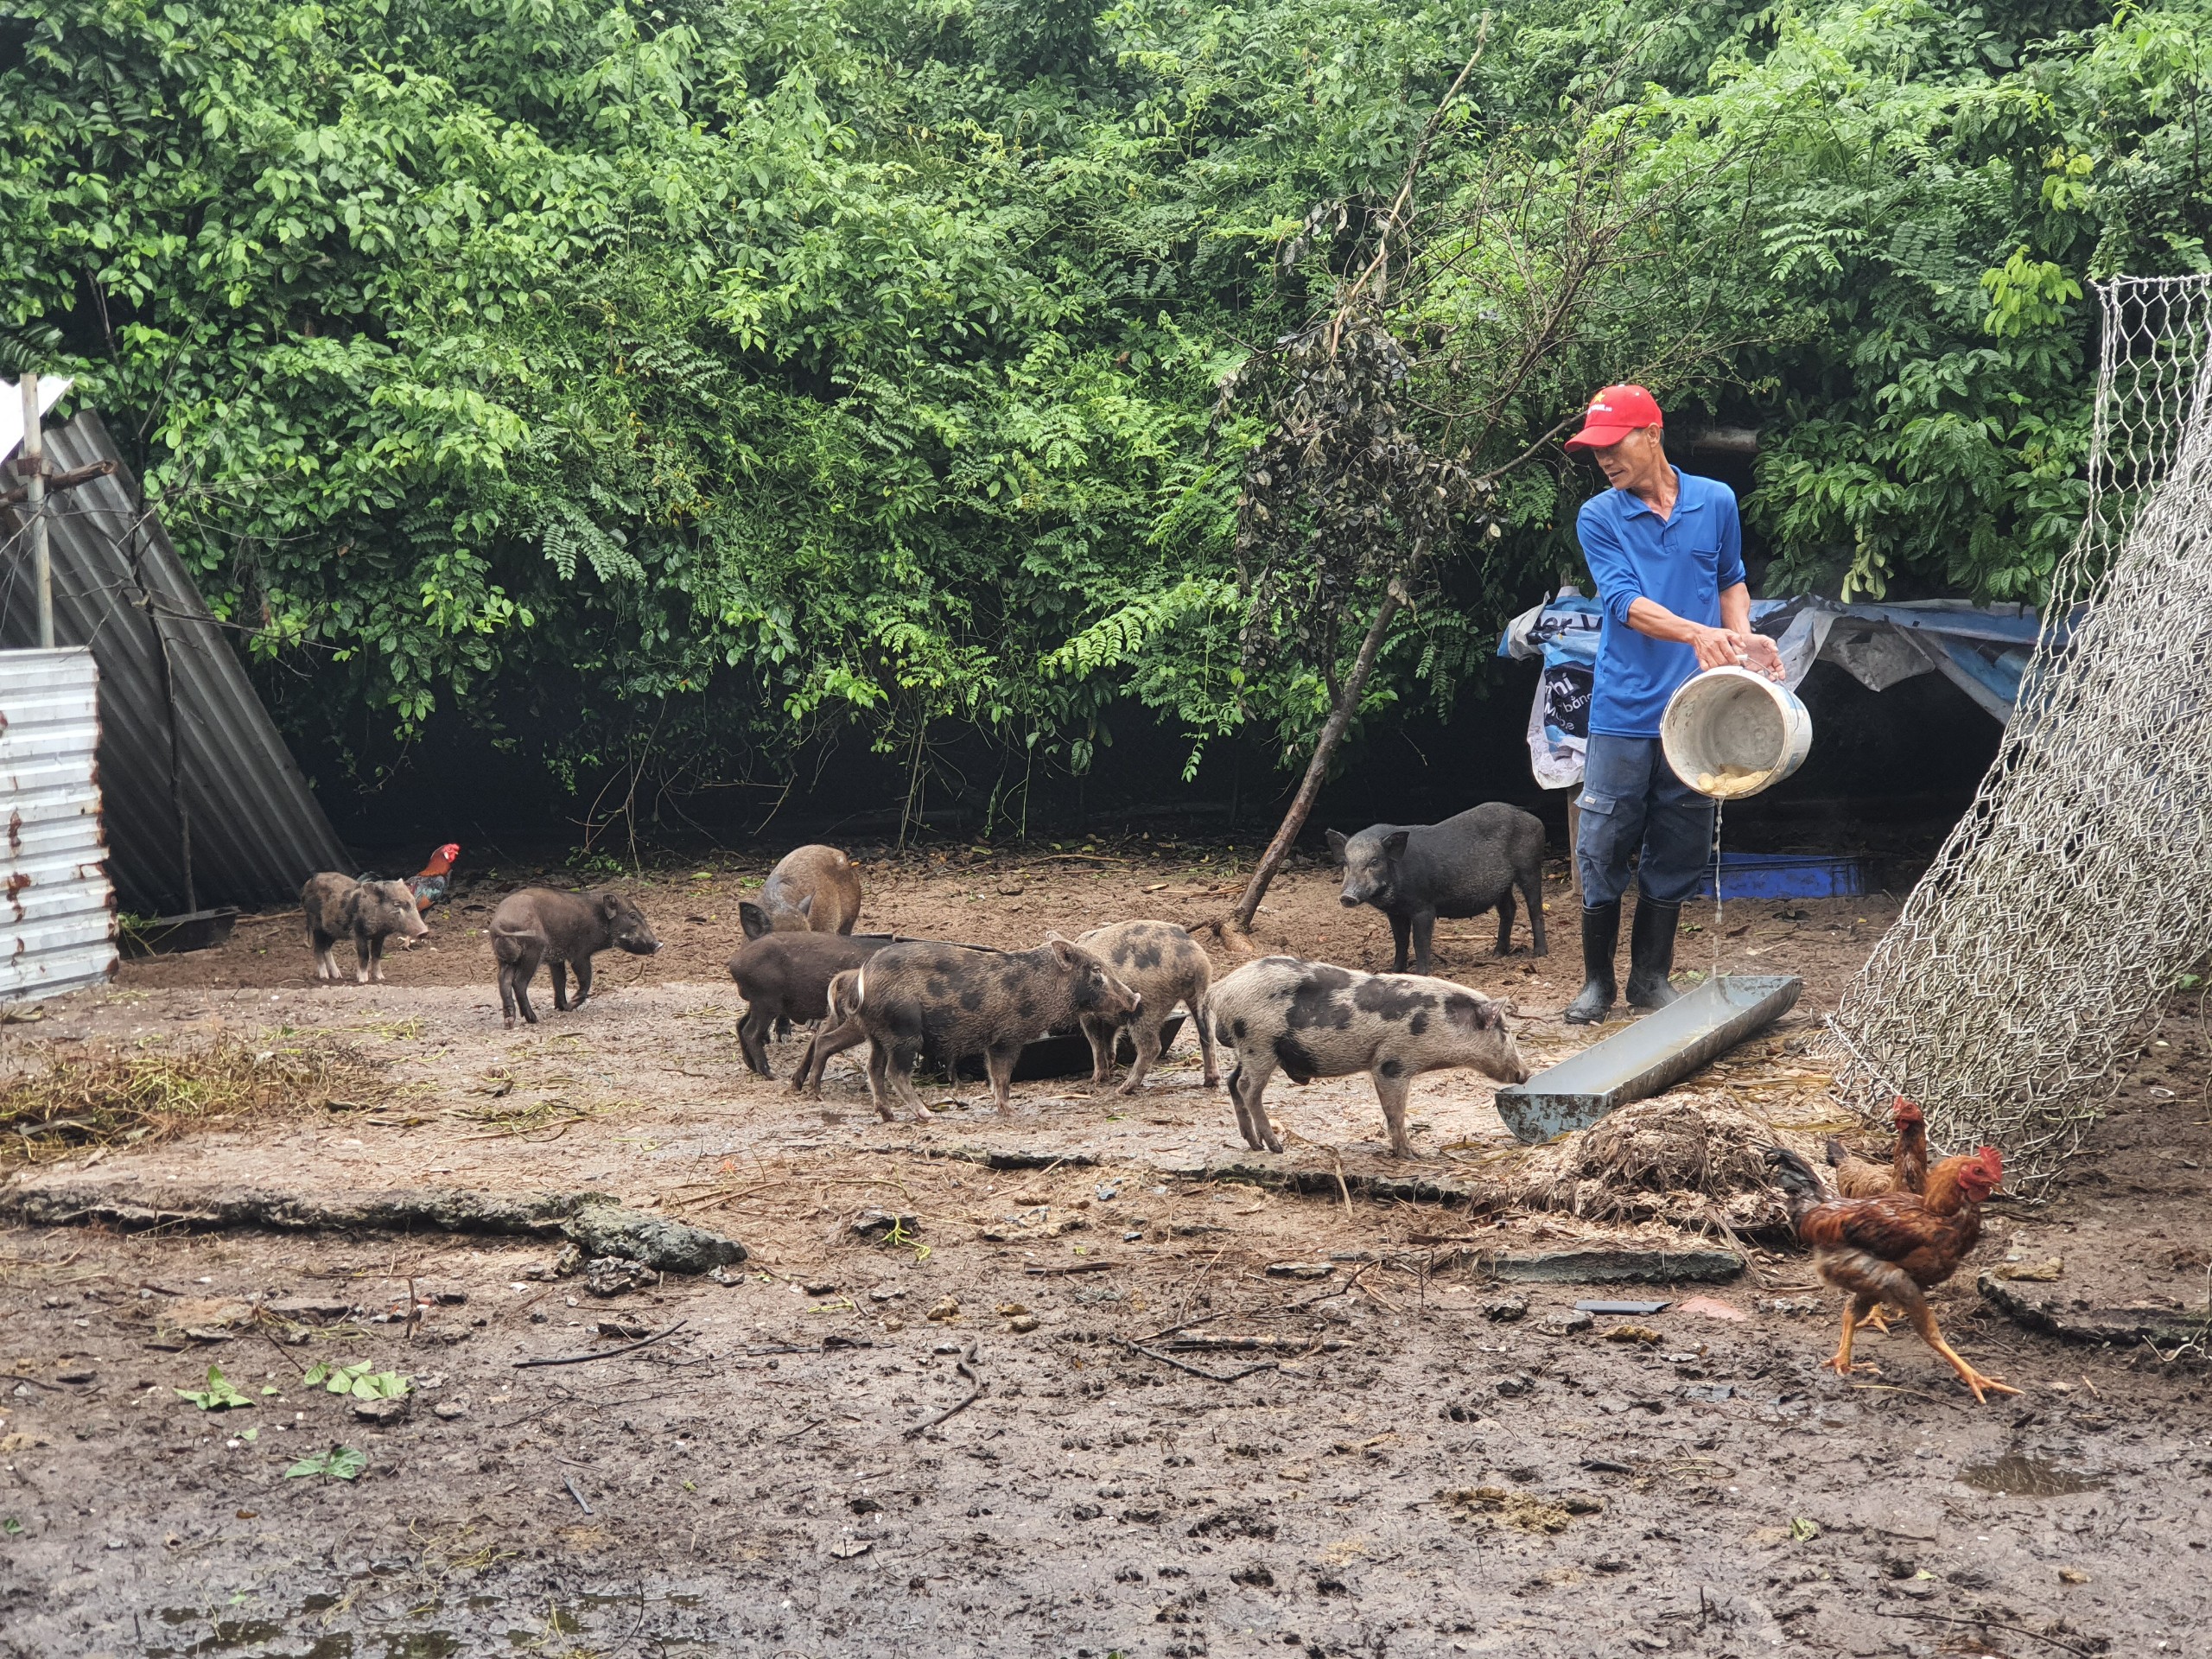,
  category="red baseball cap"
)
[1564,384,1662,451]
